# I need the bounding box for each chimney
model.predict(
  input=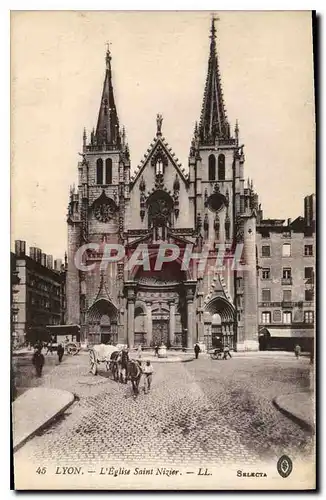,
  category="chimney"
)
[54,259,62,271]
[29,247,37,260]
[15,240,26,256]
[41,253,47,267]
[287,218,292,226]
[30,247,42,263]
[46,255,53,269]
